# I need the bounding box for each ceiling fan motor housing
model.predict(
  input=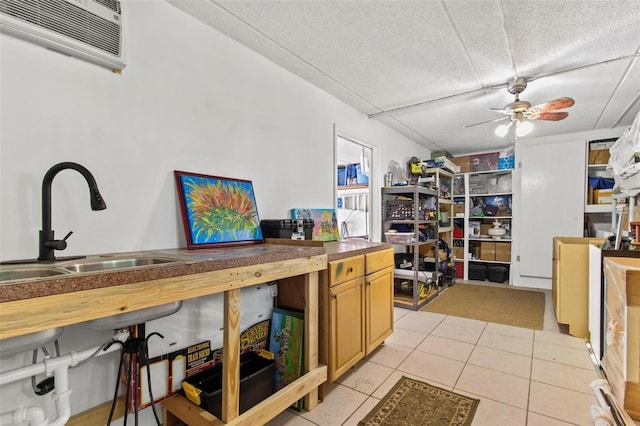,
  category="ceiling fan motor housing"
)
[507,78,528,95]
